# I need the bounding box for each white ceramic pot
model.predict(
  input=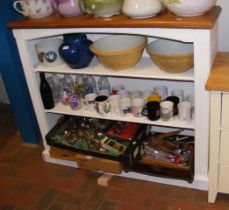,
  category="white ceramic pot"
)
[161,0,217,17]
[122,0,163,19]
